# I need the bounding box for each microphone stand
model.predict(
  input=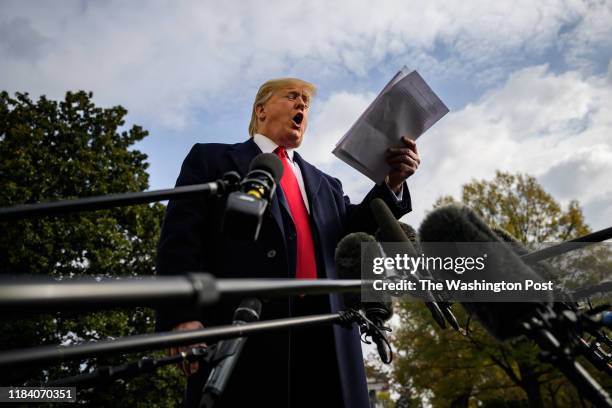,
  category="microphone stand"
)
[0,171,241,221]
[354,308,393,364]
[521,226,612,264]
[23,310,389,407]
[44,346,211,388]
[0,275,361,314]
[571,280,612,301]
[2,309,390,404]
[521,304,612,407]
[576,304,612,376]
[577,337,612,376]
[0,309,381,371]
